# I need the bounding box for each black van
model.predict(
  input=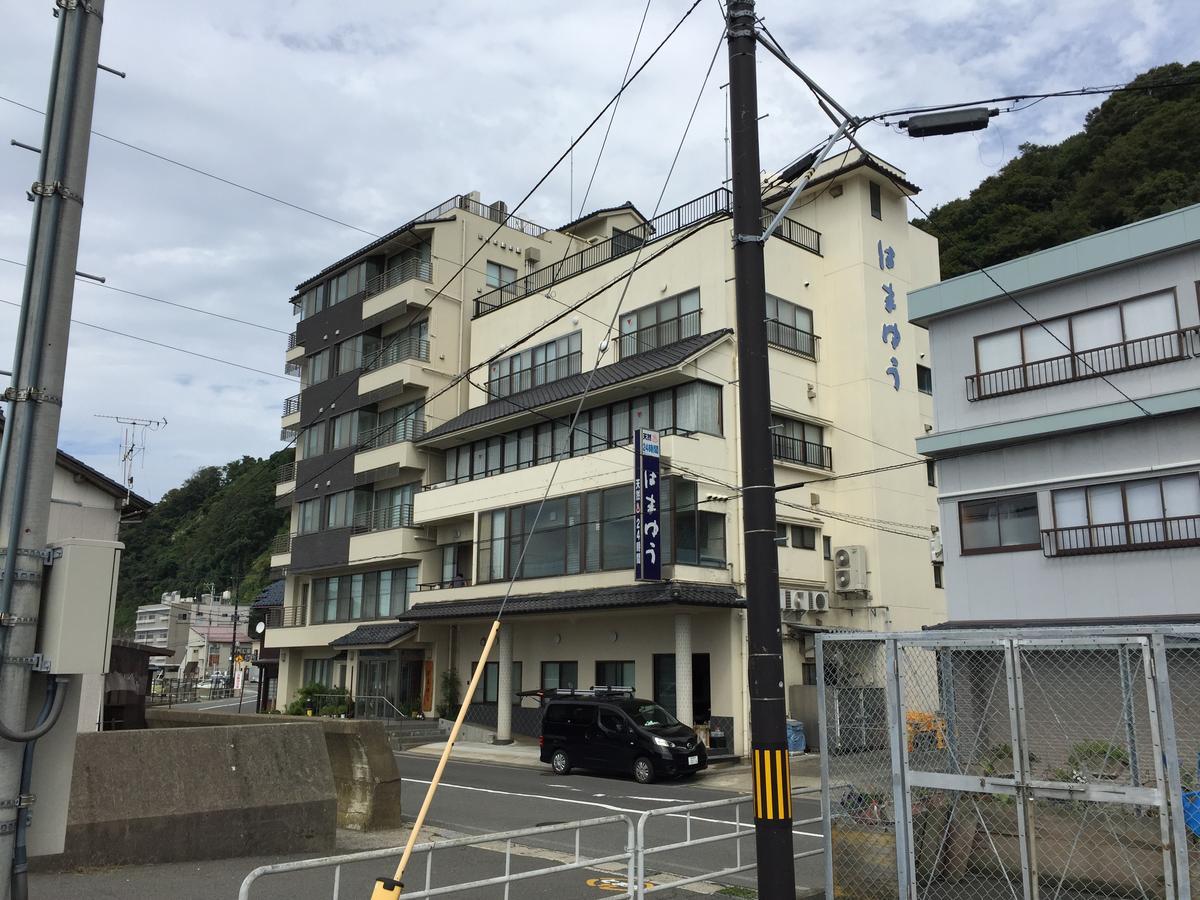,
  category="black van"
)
[538,688,708,784]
